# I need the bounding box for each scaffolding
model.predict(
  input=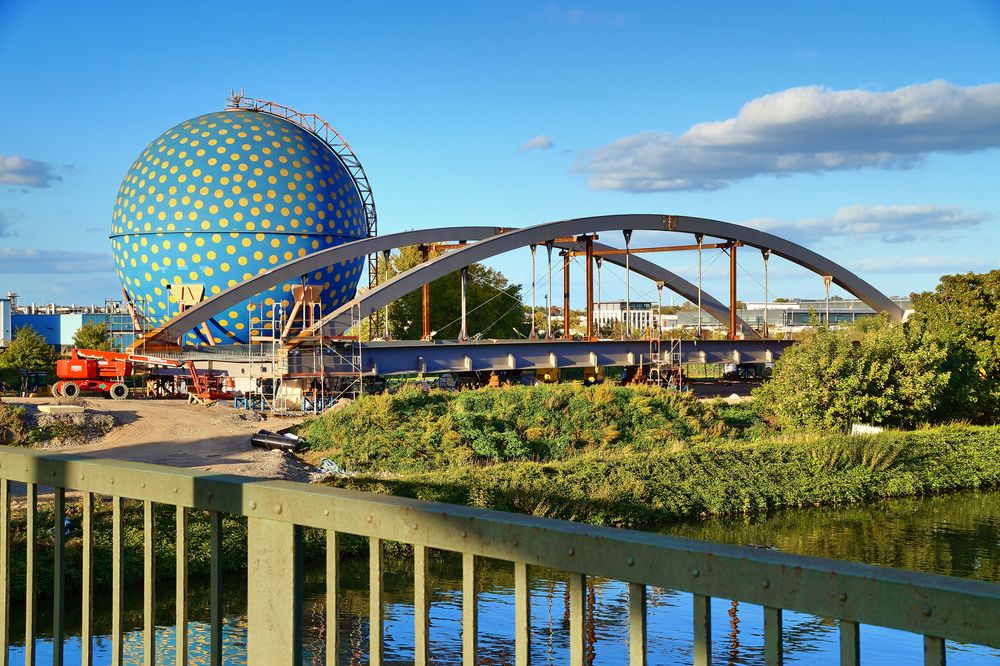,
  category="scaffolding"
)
[104,297,142,352]
[233,295,363,415]
[648,337,685,390]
